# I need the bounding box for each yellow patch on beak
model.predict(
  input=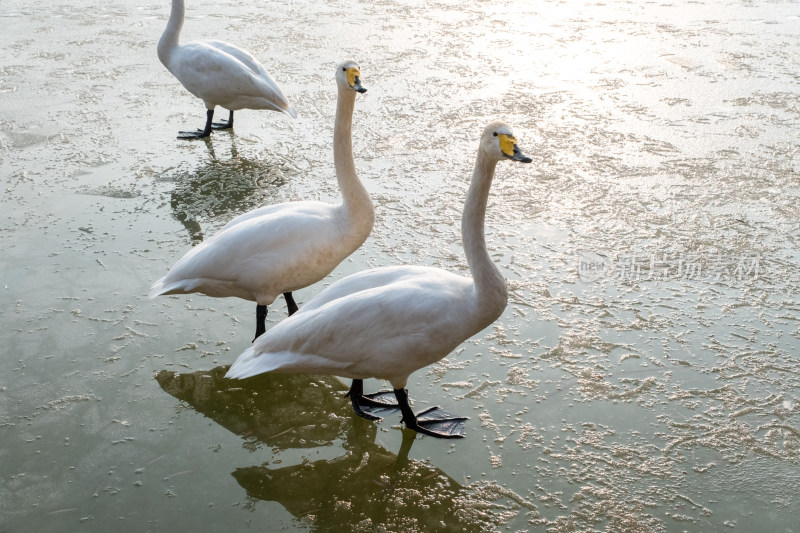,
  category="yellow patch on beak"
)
[498,134,518,157]
[346,68,360,88]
